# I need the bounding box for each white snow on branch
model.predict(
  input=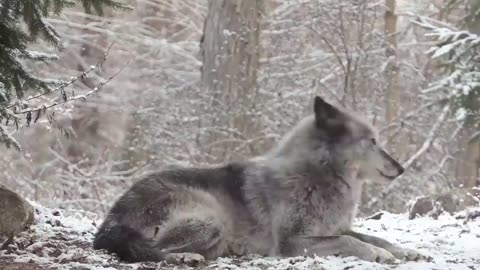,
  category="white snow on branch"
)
[0,124,21,151]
